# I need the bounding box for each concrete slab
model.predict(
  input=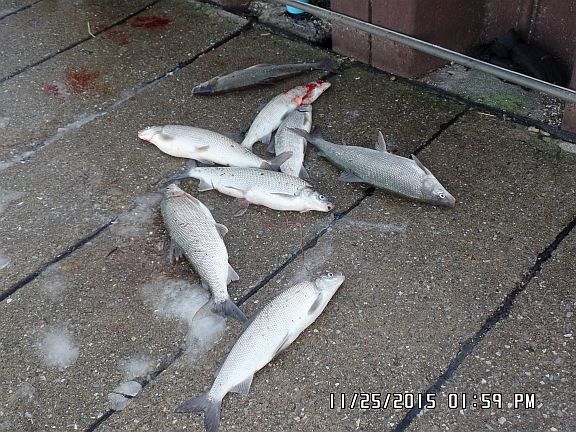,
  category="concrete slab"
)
[0,0,247,161]
[96,111,576,431]
[0,216,188,431]
[409,235,576,432]
[0,0,155,80]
